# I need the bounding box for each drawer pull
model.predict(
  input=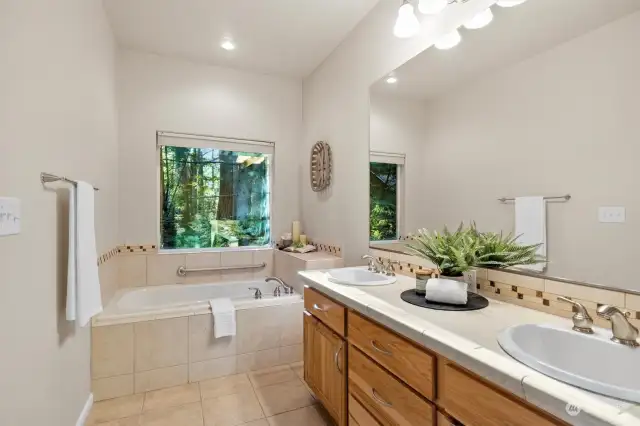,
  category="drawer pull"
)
[371,388,392,407]
[371,340,393,356]
[313,303,327,312]
[334,344,343,374]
